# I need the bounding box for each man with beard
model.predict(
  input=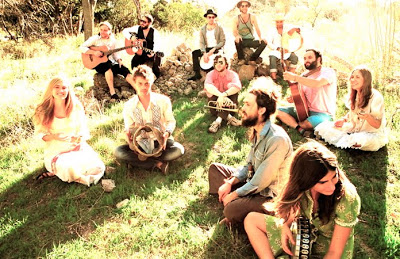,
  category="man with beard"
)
[208,77,293,225]
[277,49,337,137]
[267,14,302,81]
[122,14,162,77]
[233,0,267,65]
[204,55,242,133]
